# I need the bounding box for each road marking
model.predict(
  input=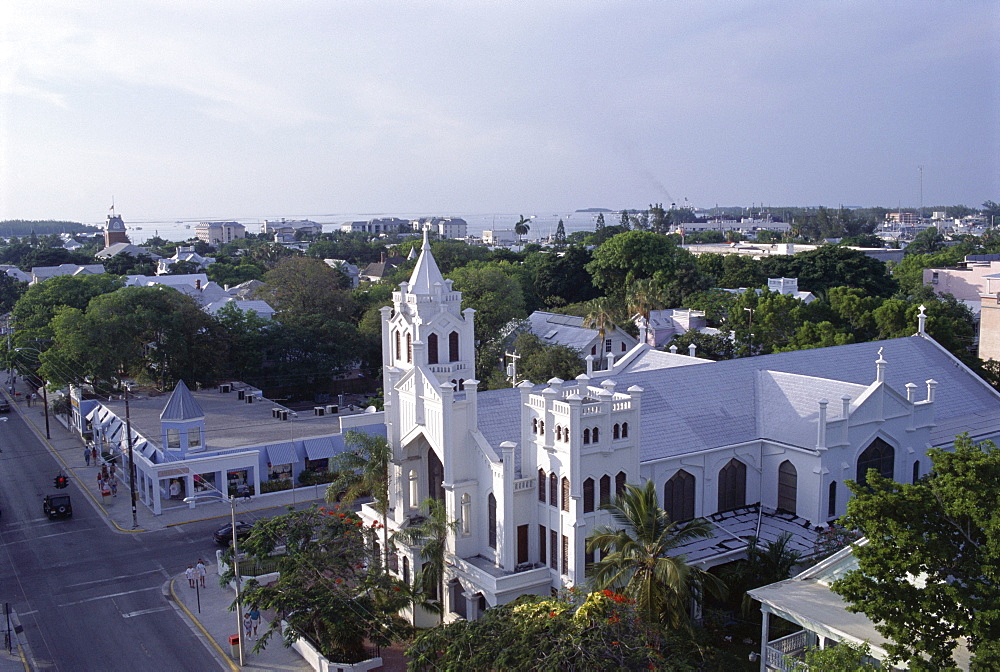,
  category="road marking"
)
[66,568,164,588]
[121,606,171,618]
[57,586,159,607]
[31,528,94,541]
